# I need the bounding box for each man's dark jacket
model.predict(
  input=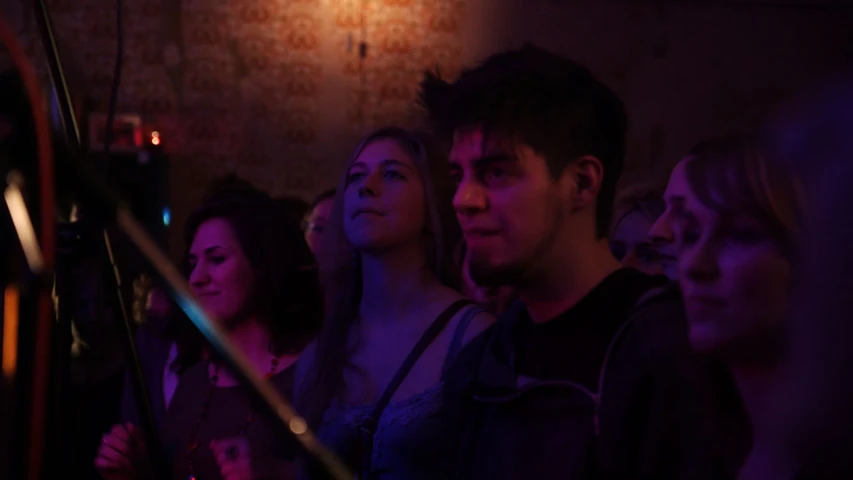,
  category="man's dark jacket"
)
[443,281,747,480]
